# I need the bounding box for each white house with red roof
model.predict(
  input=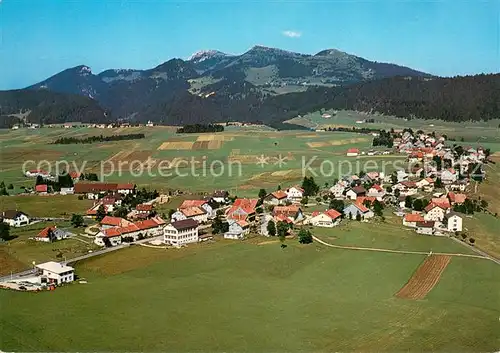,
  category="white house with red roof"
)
[309,209,342,227]
[34,225,71,242]
[441,168,458,184]
[424,203,447,222]
[264,190,288,205]
[272,205,304,224]
[100,216,133,230]
[393,181,418,196]
[179,199,215,218]
[171,206,208,223]
[346,148,360,157]
[224,219,250,239]
[285,186,304,202]
[329,181,348,198]
[367,184,385,199]
[94,228,123,246]
[35,184,48,194]
[226,198,258,221]
[447,192,467,205]
[402,213,425,228]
